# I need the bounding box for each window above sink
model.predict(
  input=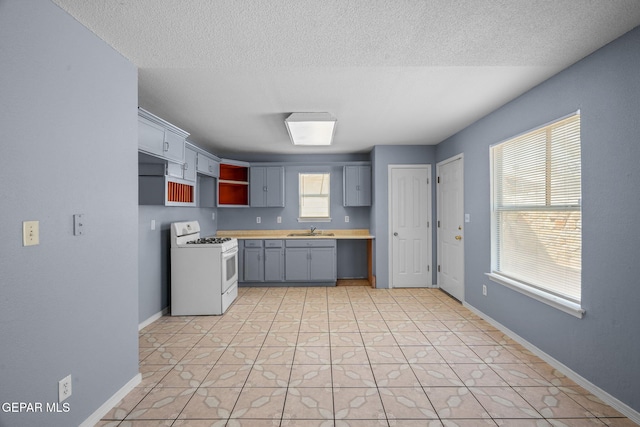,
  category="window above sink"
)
[298,172,331,222]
